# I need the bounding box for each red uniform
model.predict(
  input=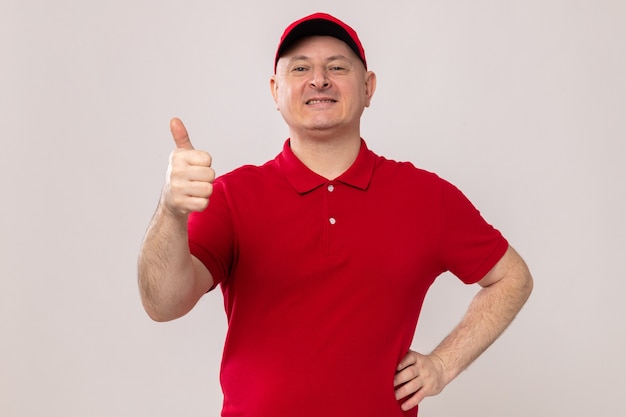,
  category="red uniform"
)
[188,139,508,417]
